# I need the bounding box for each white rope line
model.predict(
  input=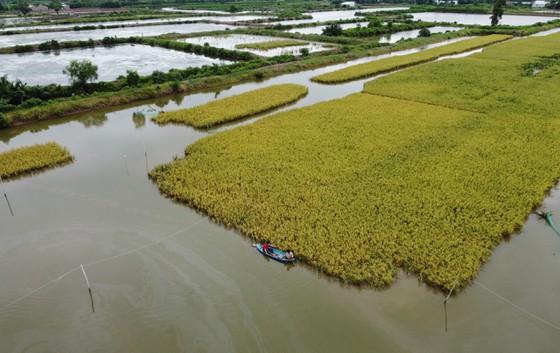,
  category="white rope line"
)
[0,267,80,312]
[474,281,560,331]
[0,217,206,313]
